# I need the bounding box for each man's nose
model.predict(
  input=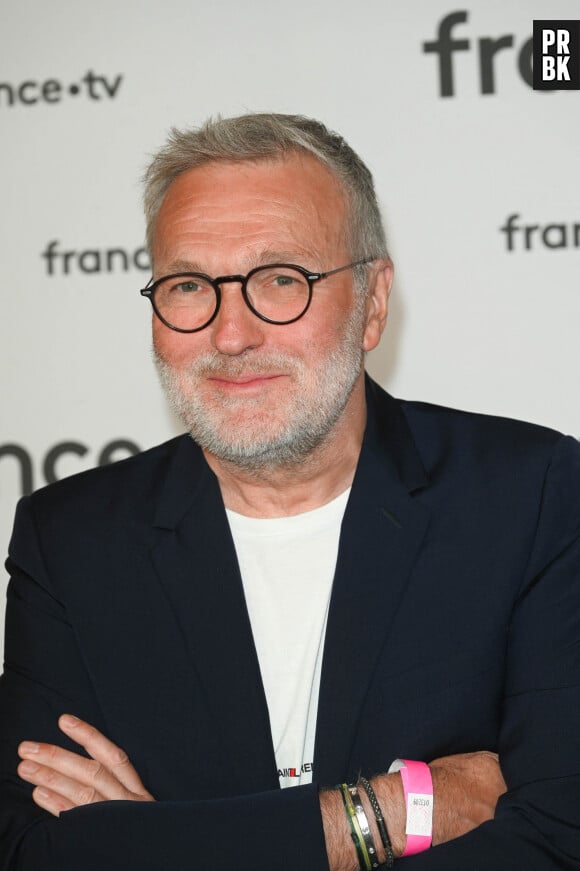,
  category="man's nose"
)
[210,282,265,356]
